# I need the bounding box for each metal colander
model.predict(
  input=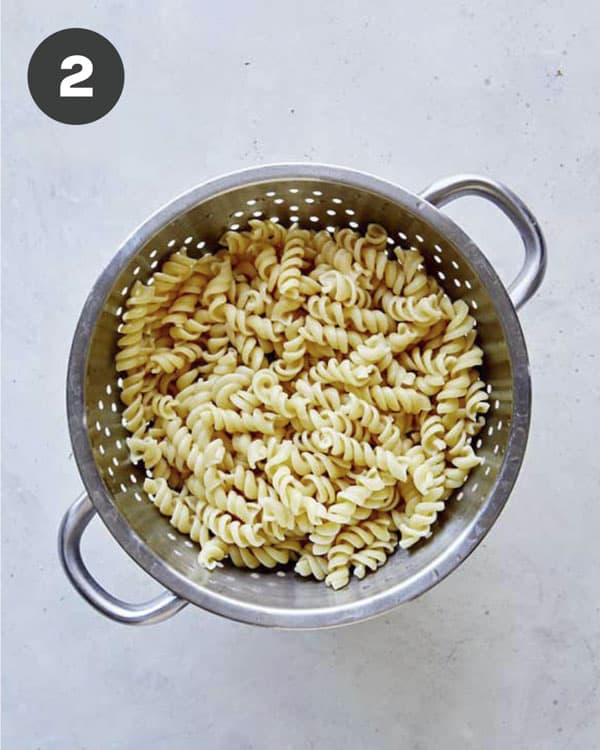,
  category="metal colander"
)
[59,164,546,628]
